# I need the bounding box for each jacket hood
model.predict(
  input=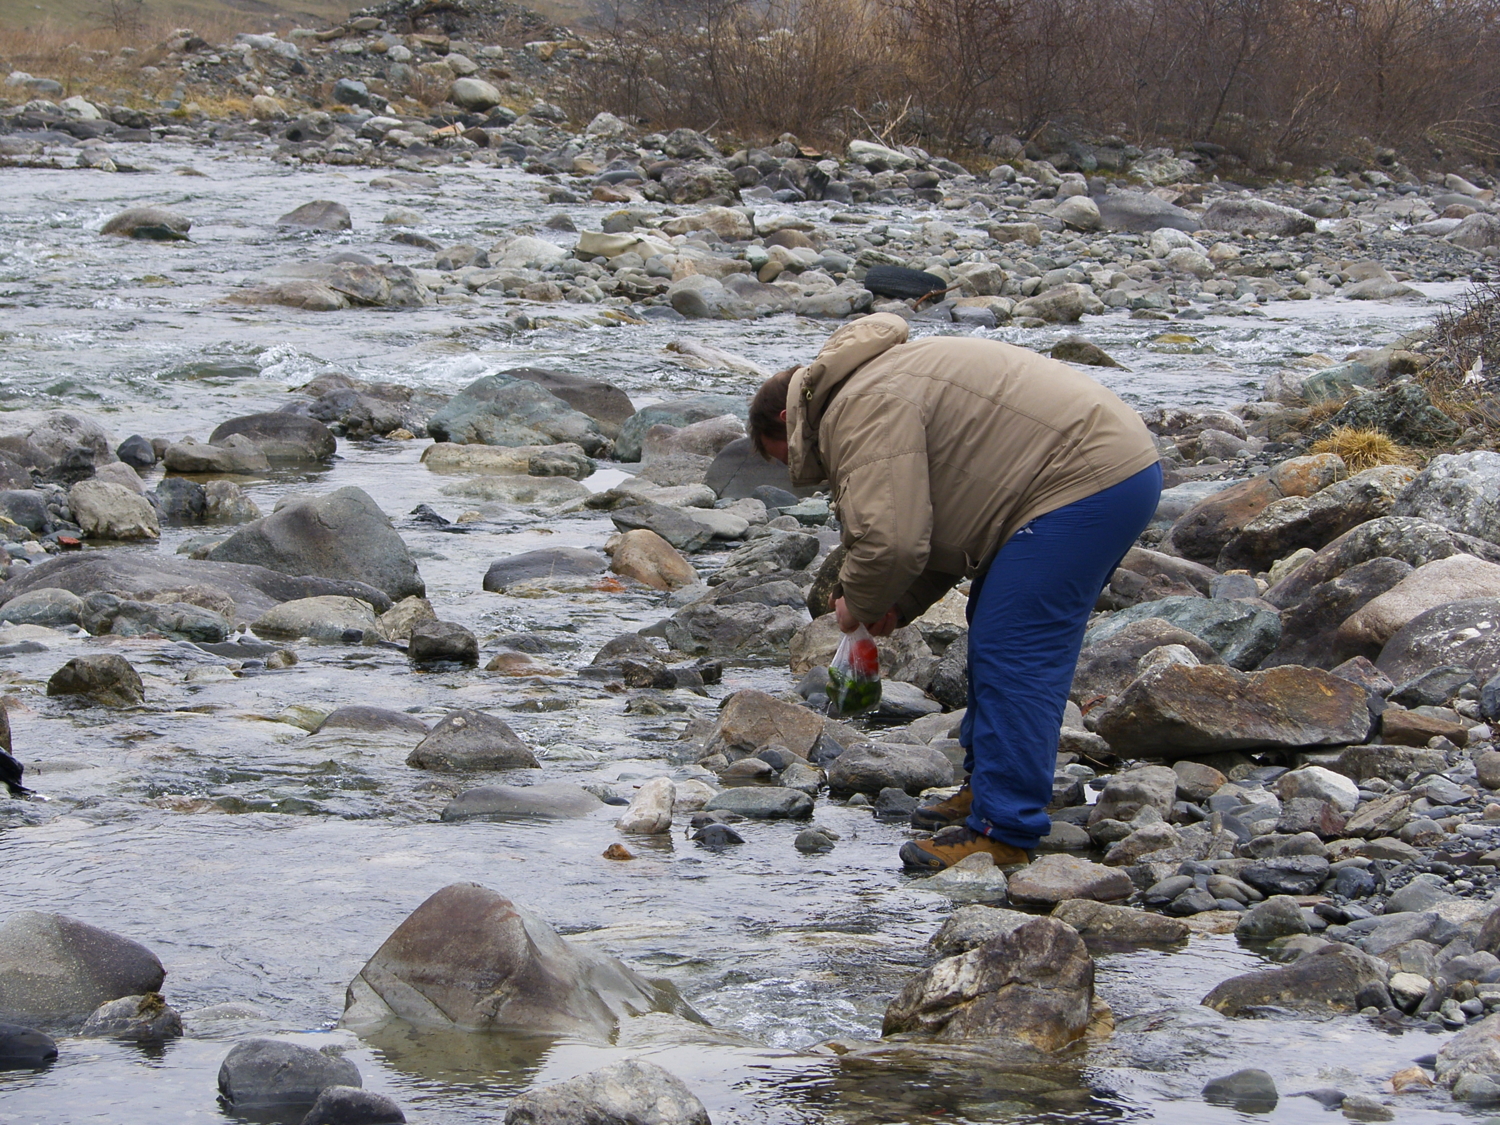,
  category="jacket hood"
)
[786,313,910,486]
